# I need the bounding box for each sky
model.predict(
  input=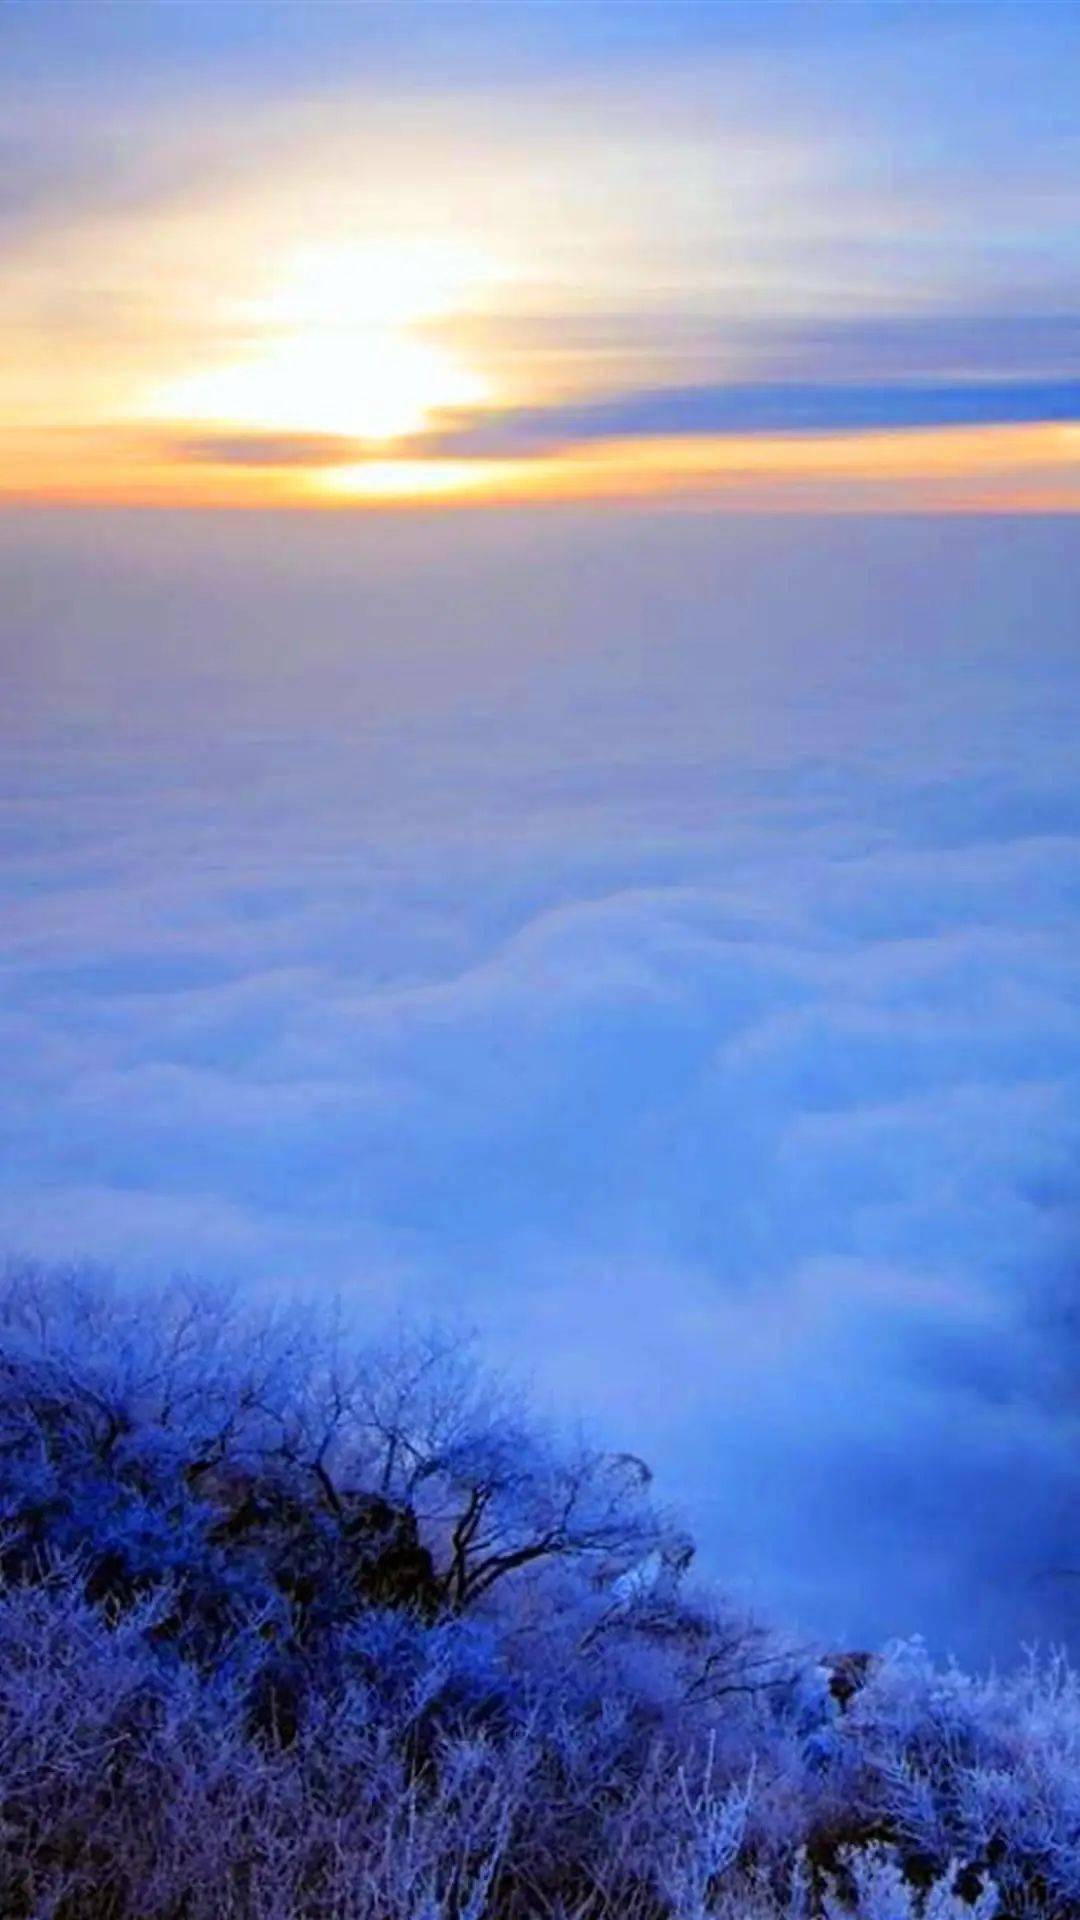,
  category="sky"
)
[2,3,1079,1662]
[1,1,1078,509]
